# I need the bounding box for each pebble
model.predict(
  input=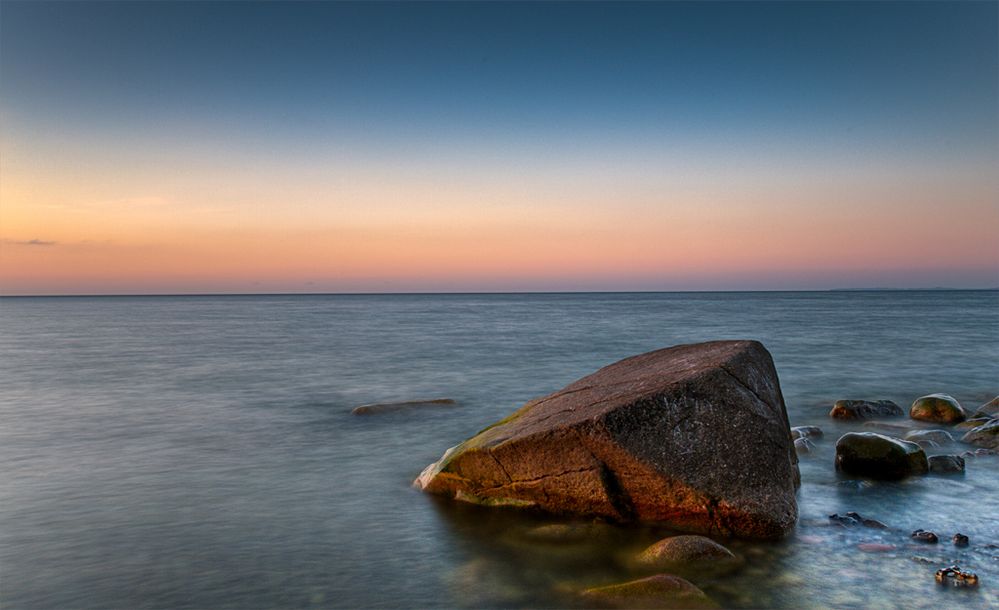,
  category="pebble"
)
[953,533,970,547]
[911,529,938,543]
[935,565,979,588]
